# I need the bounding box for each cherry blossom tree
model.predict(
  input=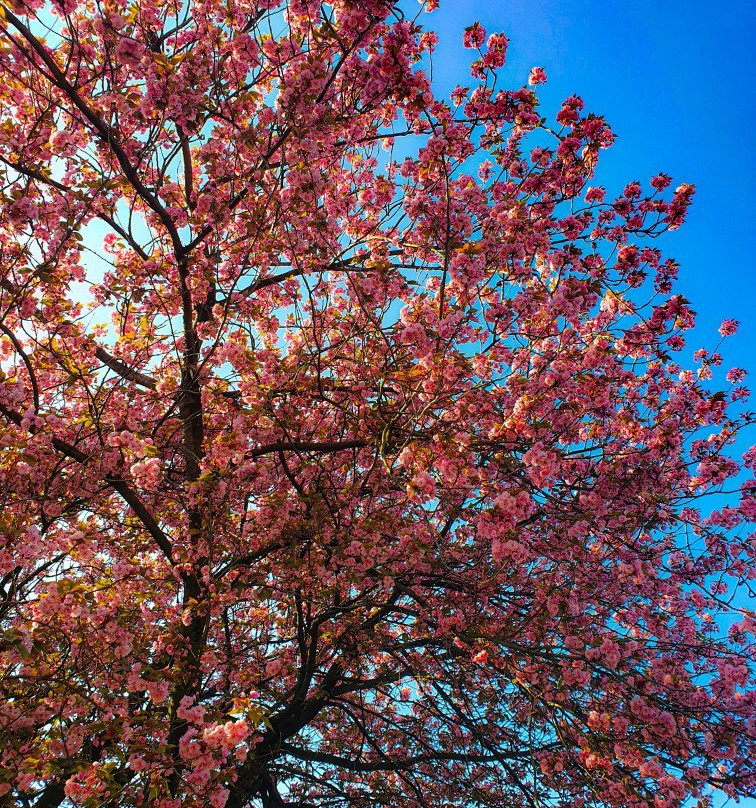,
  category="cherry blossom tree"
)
[0,1,753,806]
